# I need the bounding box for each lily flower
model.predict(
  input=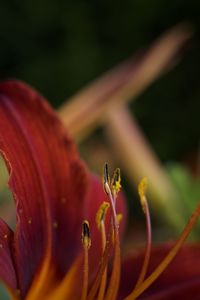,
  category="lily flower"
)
[0,80,200,300]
